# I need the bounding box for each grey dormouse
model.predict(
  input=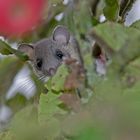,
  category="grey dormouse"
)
[18,25,84,79]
